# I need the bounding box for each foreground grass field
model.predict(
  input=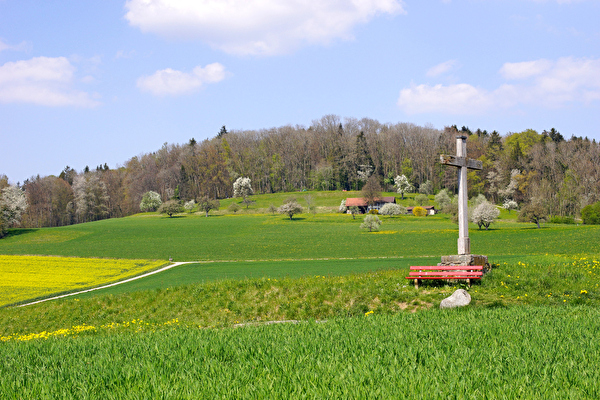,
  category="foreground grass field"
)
[2,307,599,399]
